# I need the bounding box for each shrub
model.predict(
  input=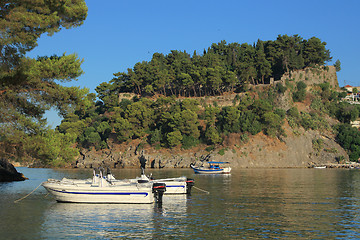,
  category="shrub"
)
[312,138,324,153]
[336,124,360,162]
[297,81,307,90]
[181,135,200,149]
[149,128,162,145]
[274,108,286,119]
[287,107,300,118]
[275,83,287,94]
[293,81,307,102]
[240,133,249,143]
[166,131,183,147]
[218,149,226,156]
[205,145,215,152]
[204,125,222,145]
